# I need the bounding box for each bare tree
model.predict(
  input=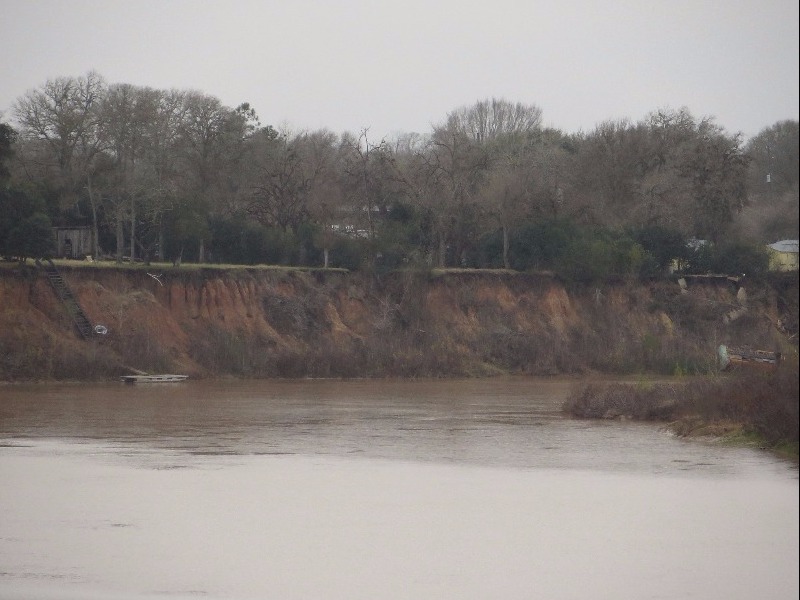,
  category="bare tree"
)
[444,98,543,143]
[298,129,341,267]
[248,132,312,233]
[174,91,244,262]
[96,83,163,261]
[337,130,397,244]
[419,122,490,266]
[13,71,106,255]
